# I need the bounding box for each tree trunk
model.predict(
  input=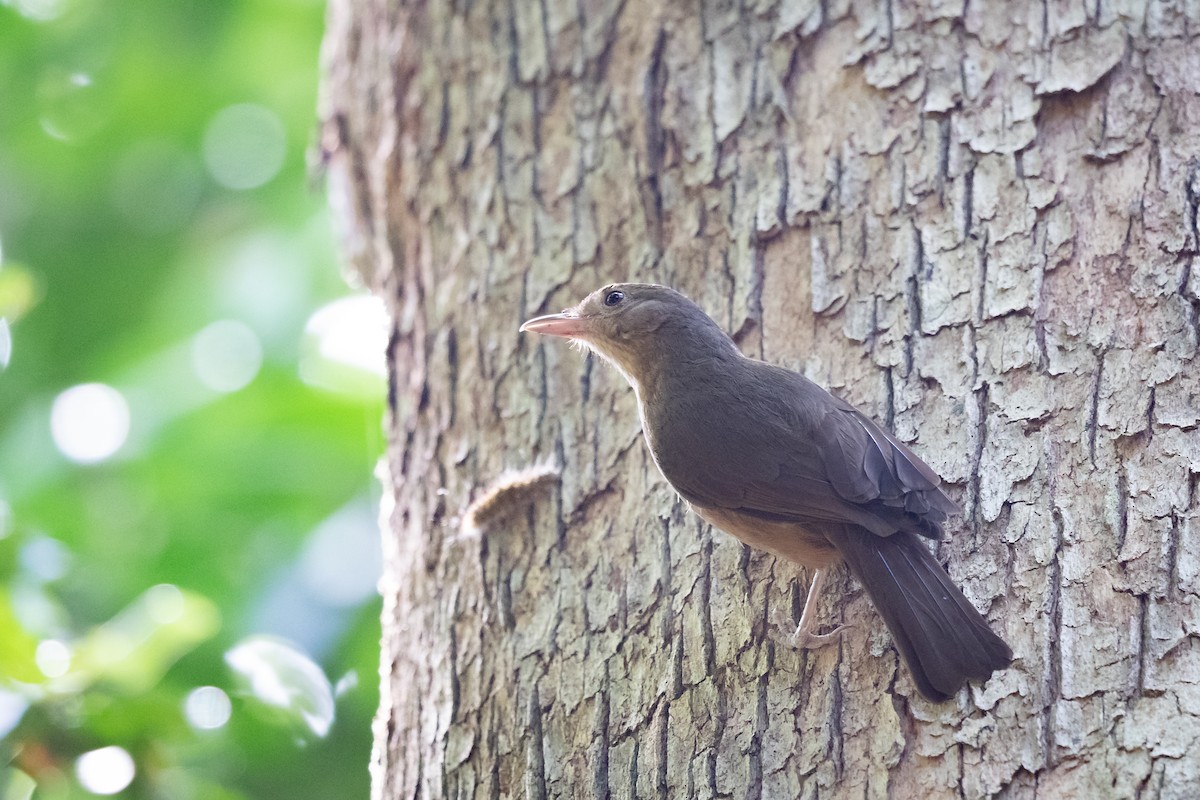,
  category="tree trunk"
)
[320,1,1200,797]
